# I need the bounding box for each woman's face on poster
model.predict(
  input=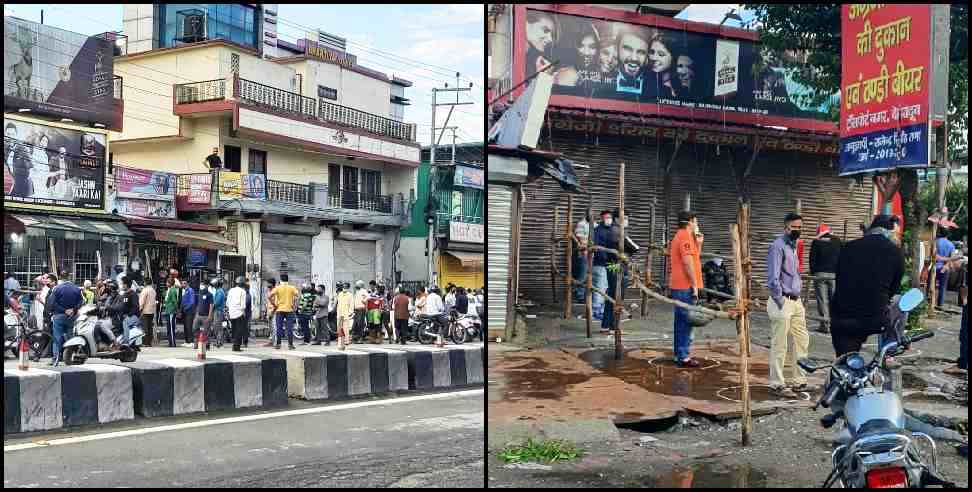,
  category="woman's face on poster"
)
[676,55,695,87]
[649,40,673,73]
[527,16,555,53]
[599,44,618,73]
[577,33,597,68]
[38,134,50,148]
